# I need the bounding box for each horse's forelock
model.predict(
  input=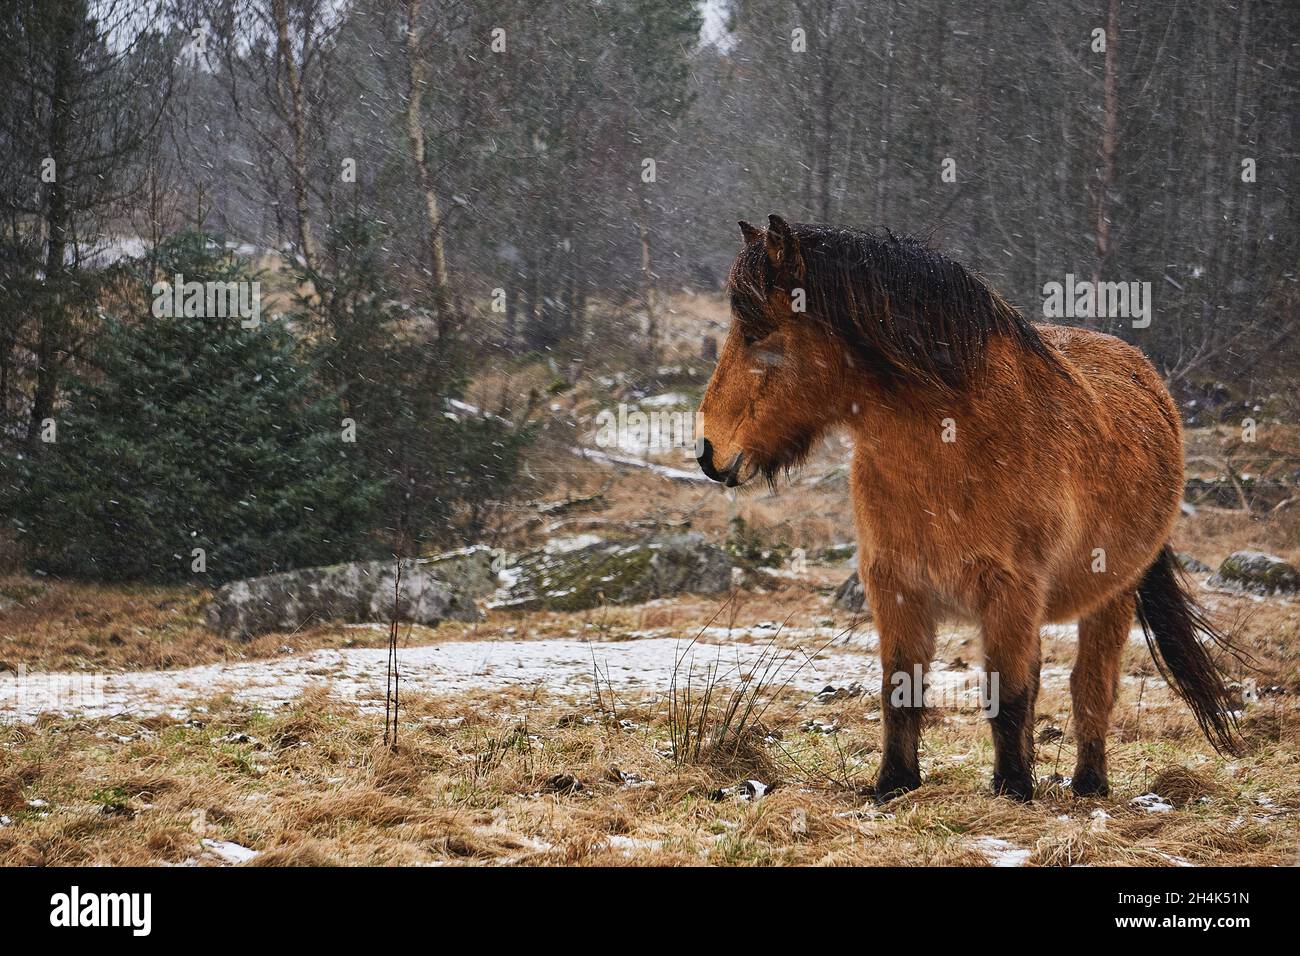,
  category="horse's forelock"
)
[726,242,771,331]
